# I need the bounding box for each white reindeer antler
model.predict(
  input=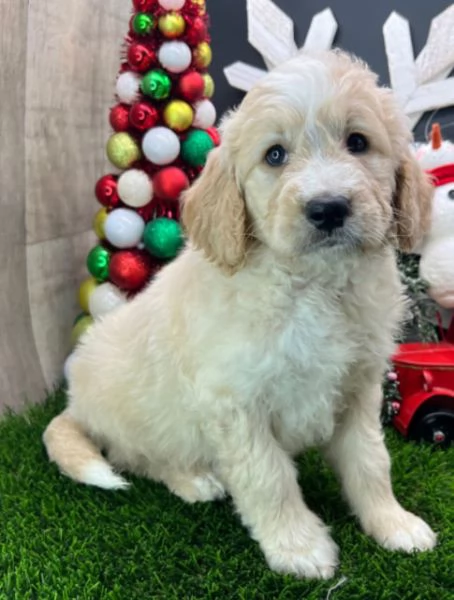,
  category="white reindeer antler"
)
[384,6,454,129]
[224,0,338,93]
